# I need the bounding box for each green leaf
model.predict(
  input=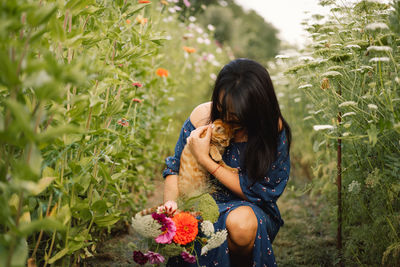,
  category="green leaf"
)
[94,214,120,227]
[48,248,69,264]
[27,4,57,27]
[18,217,65,236]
